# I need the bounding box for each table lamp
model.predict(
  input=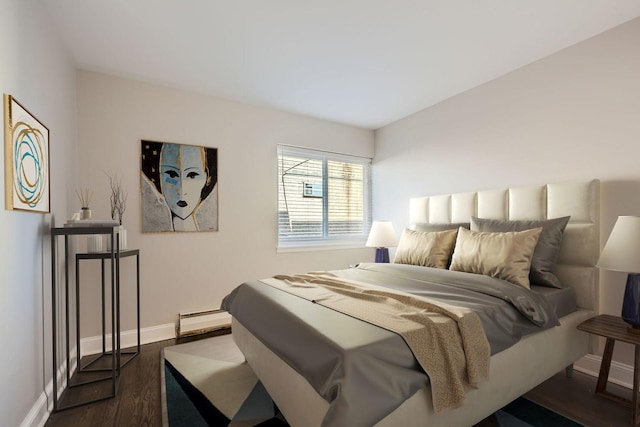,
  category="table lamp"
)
[366,221,397,263]
[597,216,640,333]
